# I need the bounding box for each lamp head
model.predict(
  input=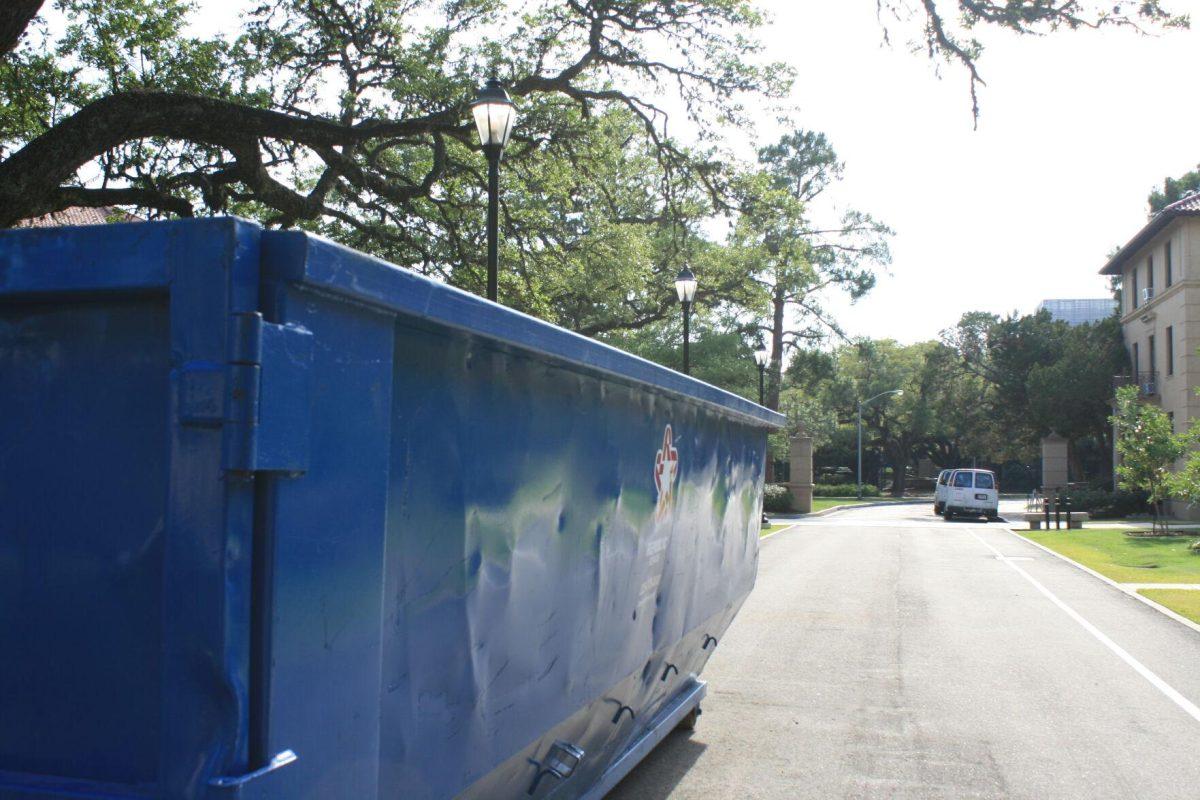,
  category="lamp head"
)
[470,79,518,151]
[674,266,697,303]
